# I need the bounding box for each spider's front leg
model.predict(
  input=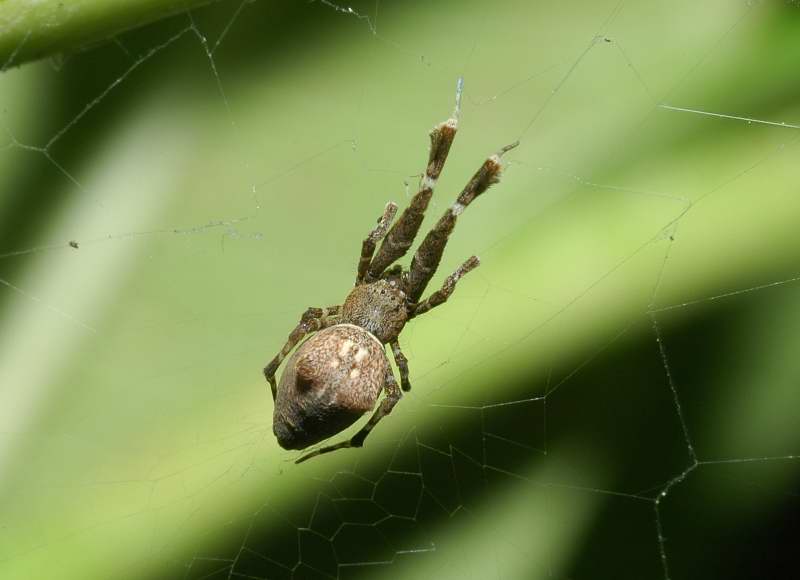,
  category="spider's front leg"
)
[405,141,518,303]
[295,365,402,463]
[263,305,340,400]
[366,114,459,280]
[356,202,398,285]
